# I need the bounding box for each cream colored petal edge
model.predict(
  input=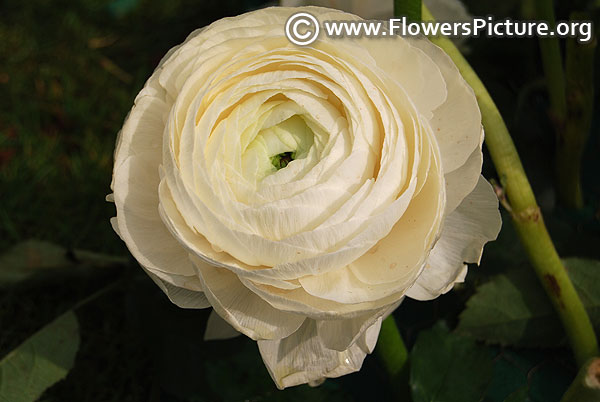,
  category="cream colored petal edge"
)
[406,176,501,301]
[443,133,483,214]
[258,318,382,389]
[194,258,306,340]
[145,269,211,309]
[204,310,242,340]
[113,154,196,279]
[110,60,199,284]
[359,35,447,119]
[407,36,482,173]
[316,300,400,351]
